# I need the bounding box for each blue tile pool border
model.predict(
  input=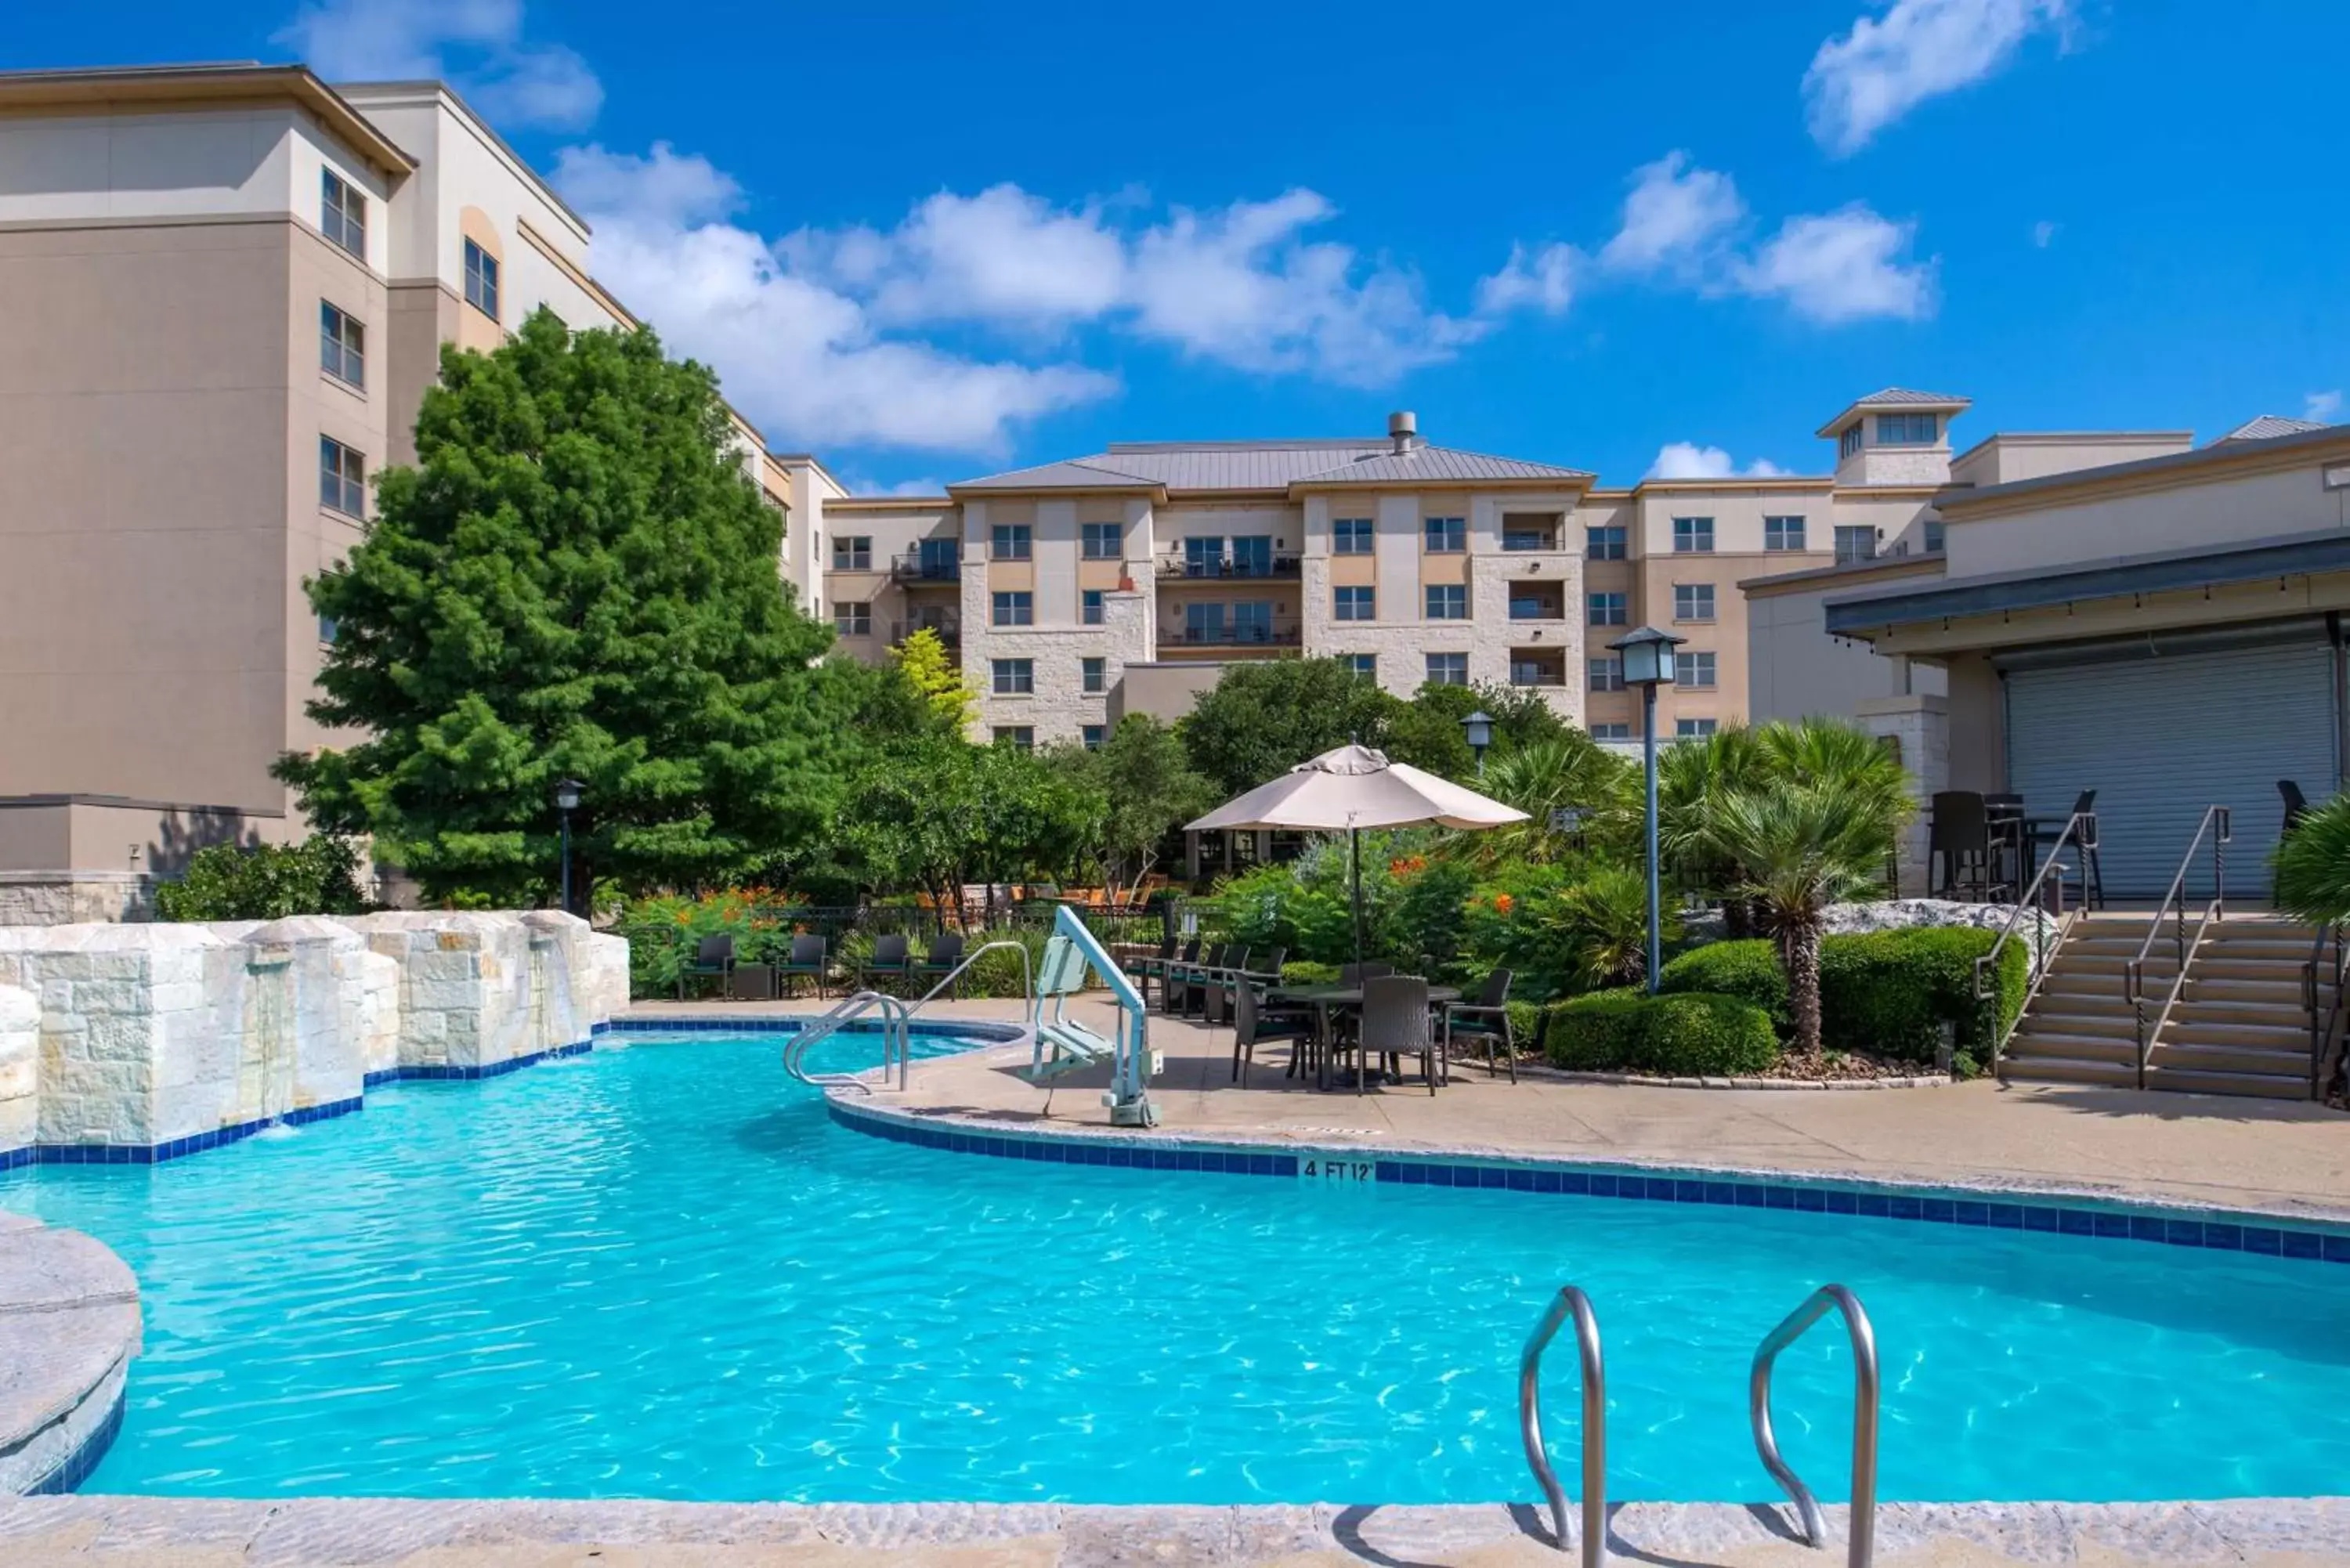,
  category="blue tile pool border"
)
[826,1099,2350,1267]
[26,1382,125,1496]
